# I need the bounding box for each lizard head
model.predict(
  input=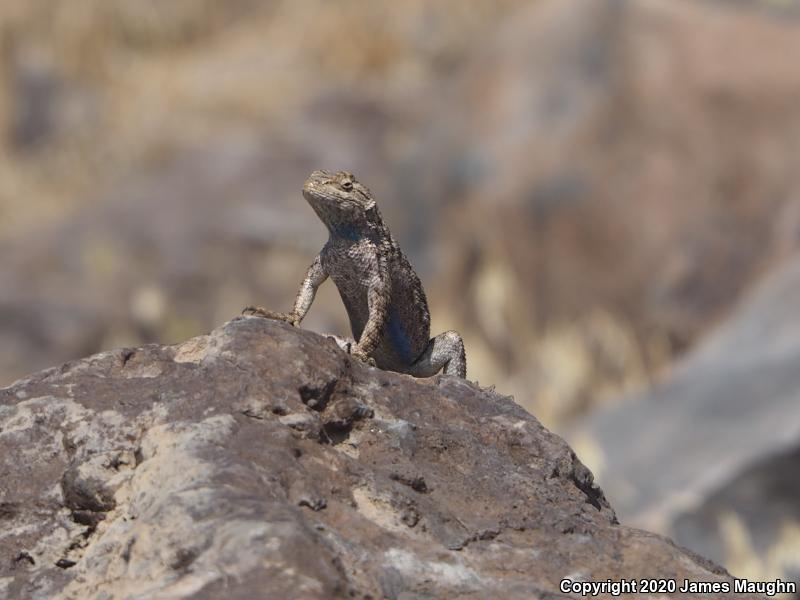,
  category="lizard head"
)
[302,170,378,238]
